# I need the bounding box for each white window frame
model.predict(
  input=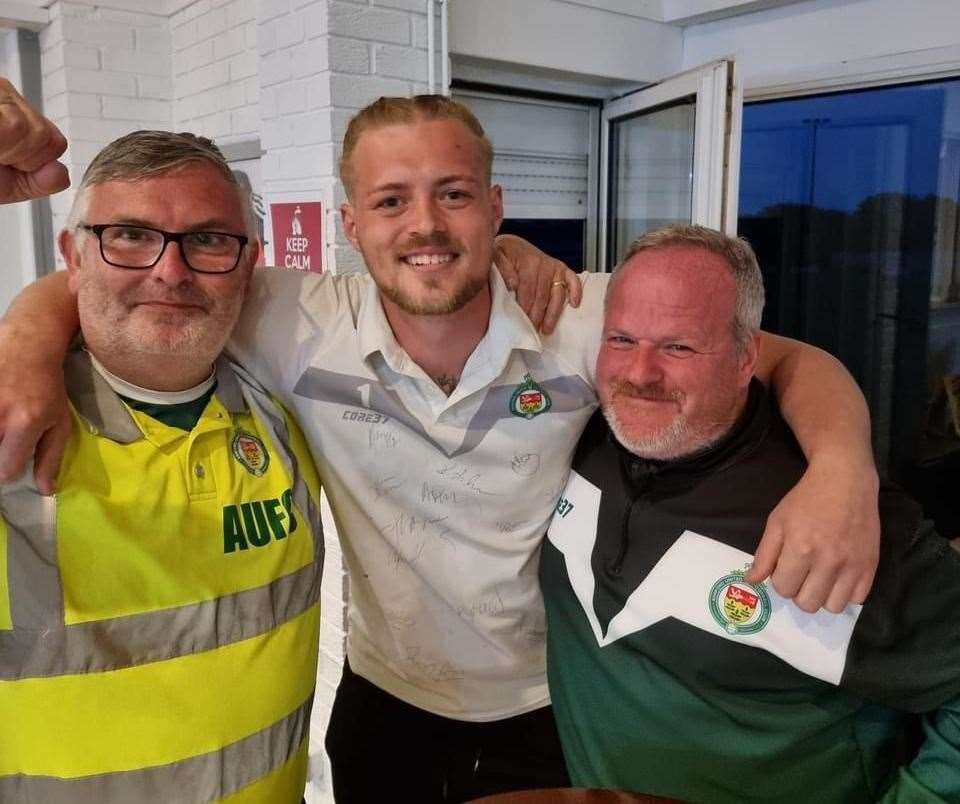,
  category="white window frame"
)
[742,44,960,103]
[598,59,742,270]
